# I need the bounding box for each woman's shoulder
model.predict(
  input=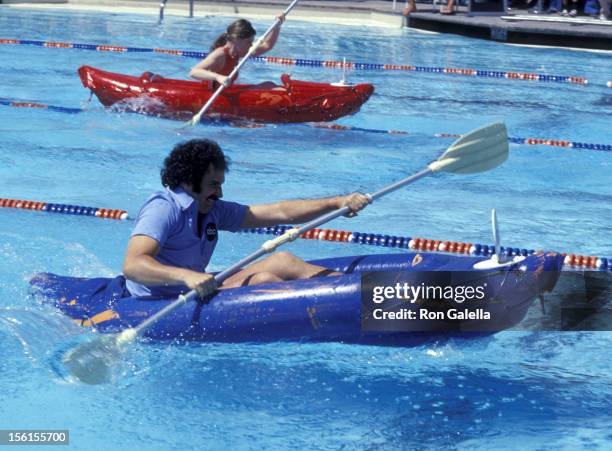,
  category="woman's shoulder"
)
[200,46,227,66]
[209,46,227,58]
